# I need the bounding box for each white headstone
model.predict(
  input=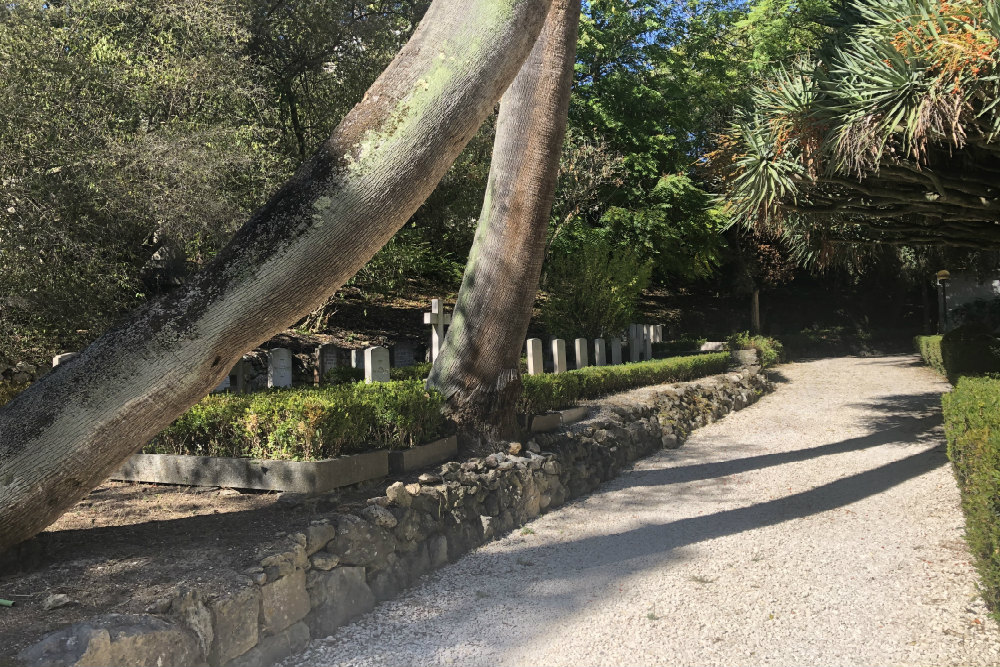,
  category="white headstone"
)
[594,338,606,366]
[574,338,588,369]
[211,375,231,393]
[423,298,452,362]
[526,338,544,375]
[701,341,725,352]
[654,325,663,343]
[52,352,77,367]
[316,343,339,385]
[364,346,390,383]
[611,338,623,365]
[644,325,653,360]
[268,348,293,388]
[552,339,567,374]
[351,349,365,370]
